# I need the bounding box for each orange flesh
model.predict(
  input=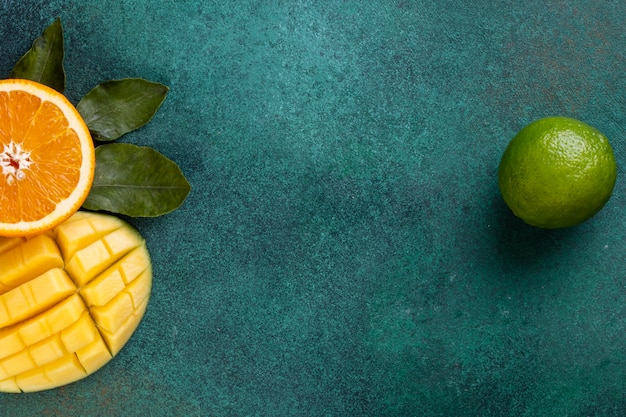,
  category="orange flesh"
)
[0,90,82,223]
